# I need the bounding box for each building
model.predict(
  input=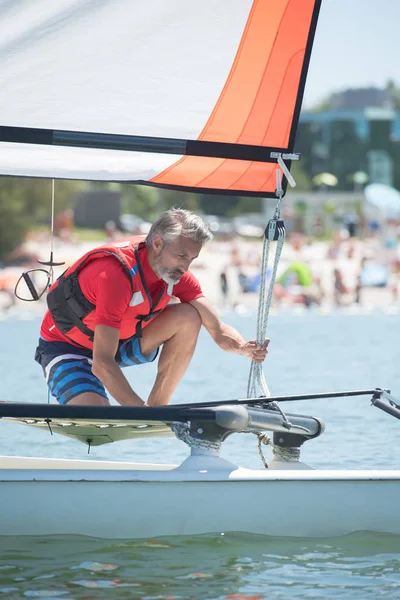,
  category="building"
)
[296,106,400,191]
[73,190,121,229]
[329,87,394,111]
